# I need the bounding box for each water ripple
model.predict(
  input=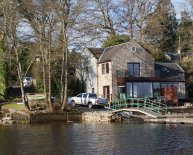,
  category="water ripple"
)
[1,123,193,155]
